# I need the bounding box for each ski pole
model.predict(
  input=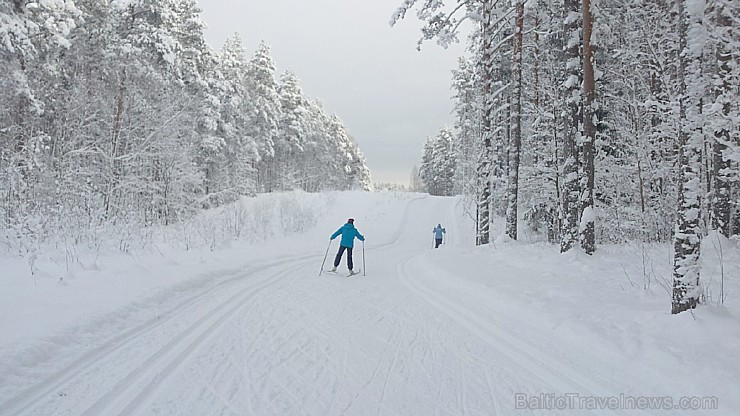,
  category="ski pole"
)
[319,239,331,276]
[362,240,366,276]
